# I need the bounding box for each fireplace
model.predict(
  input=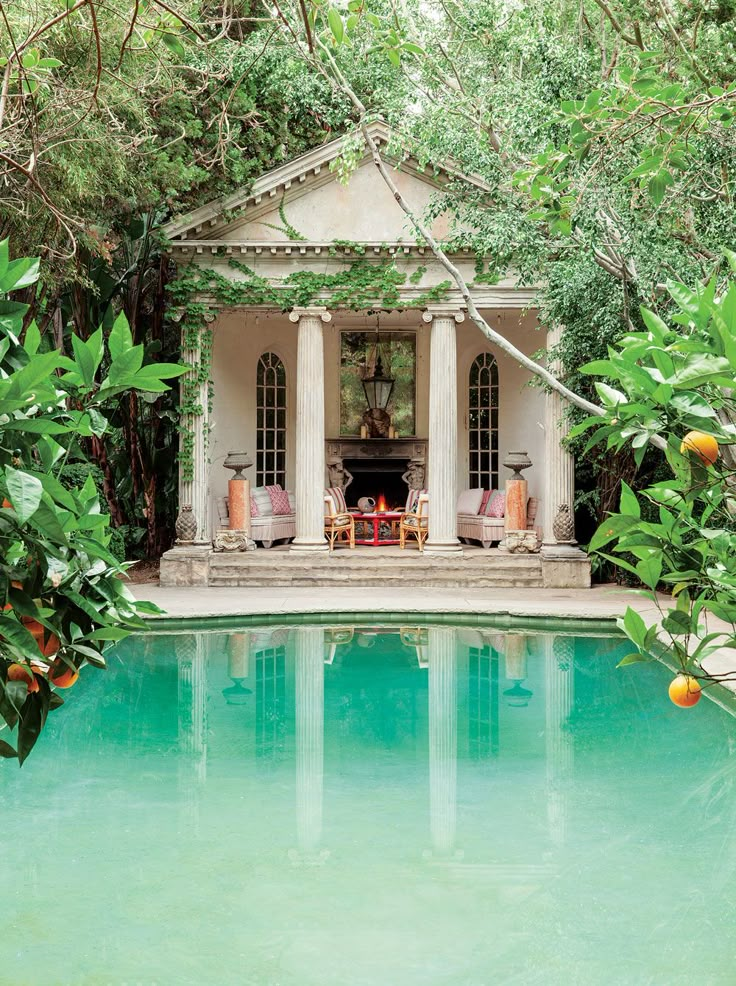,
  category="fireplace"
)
[325,436,427,510]
[326,437,427,512]
[343,458,408,511]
